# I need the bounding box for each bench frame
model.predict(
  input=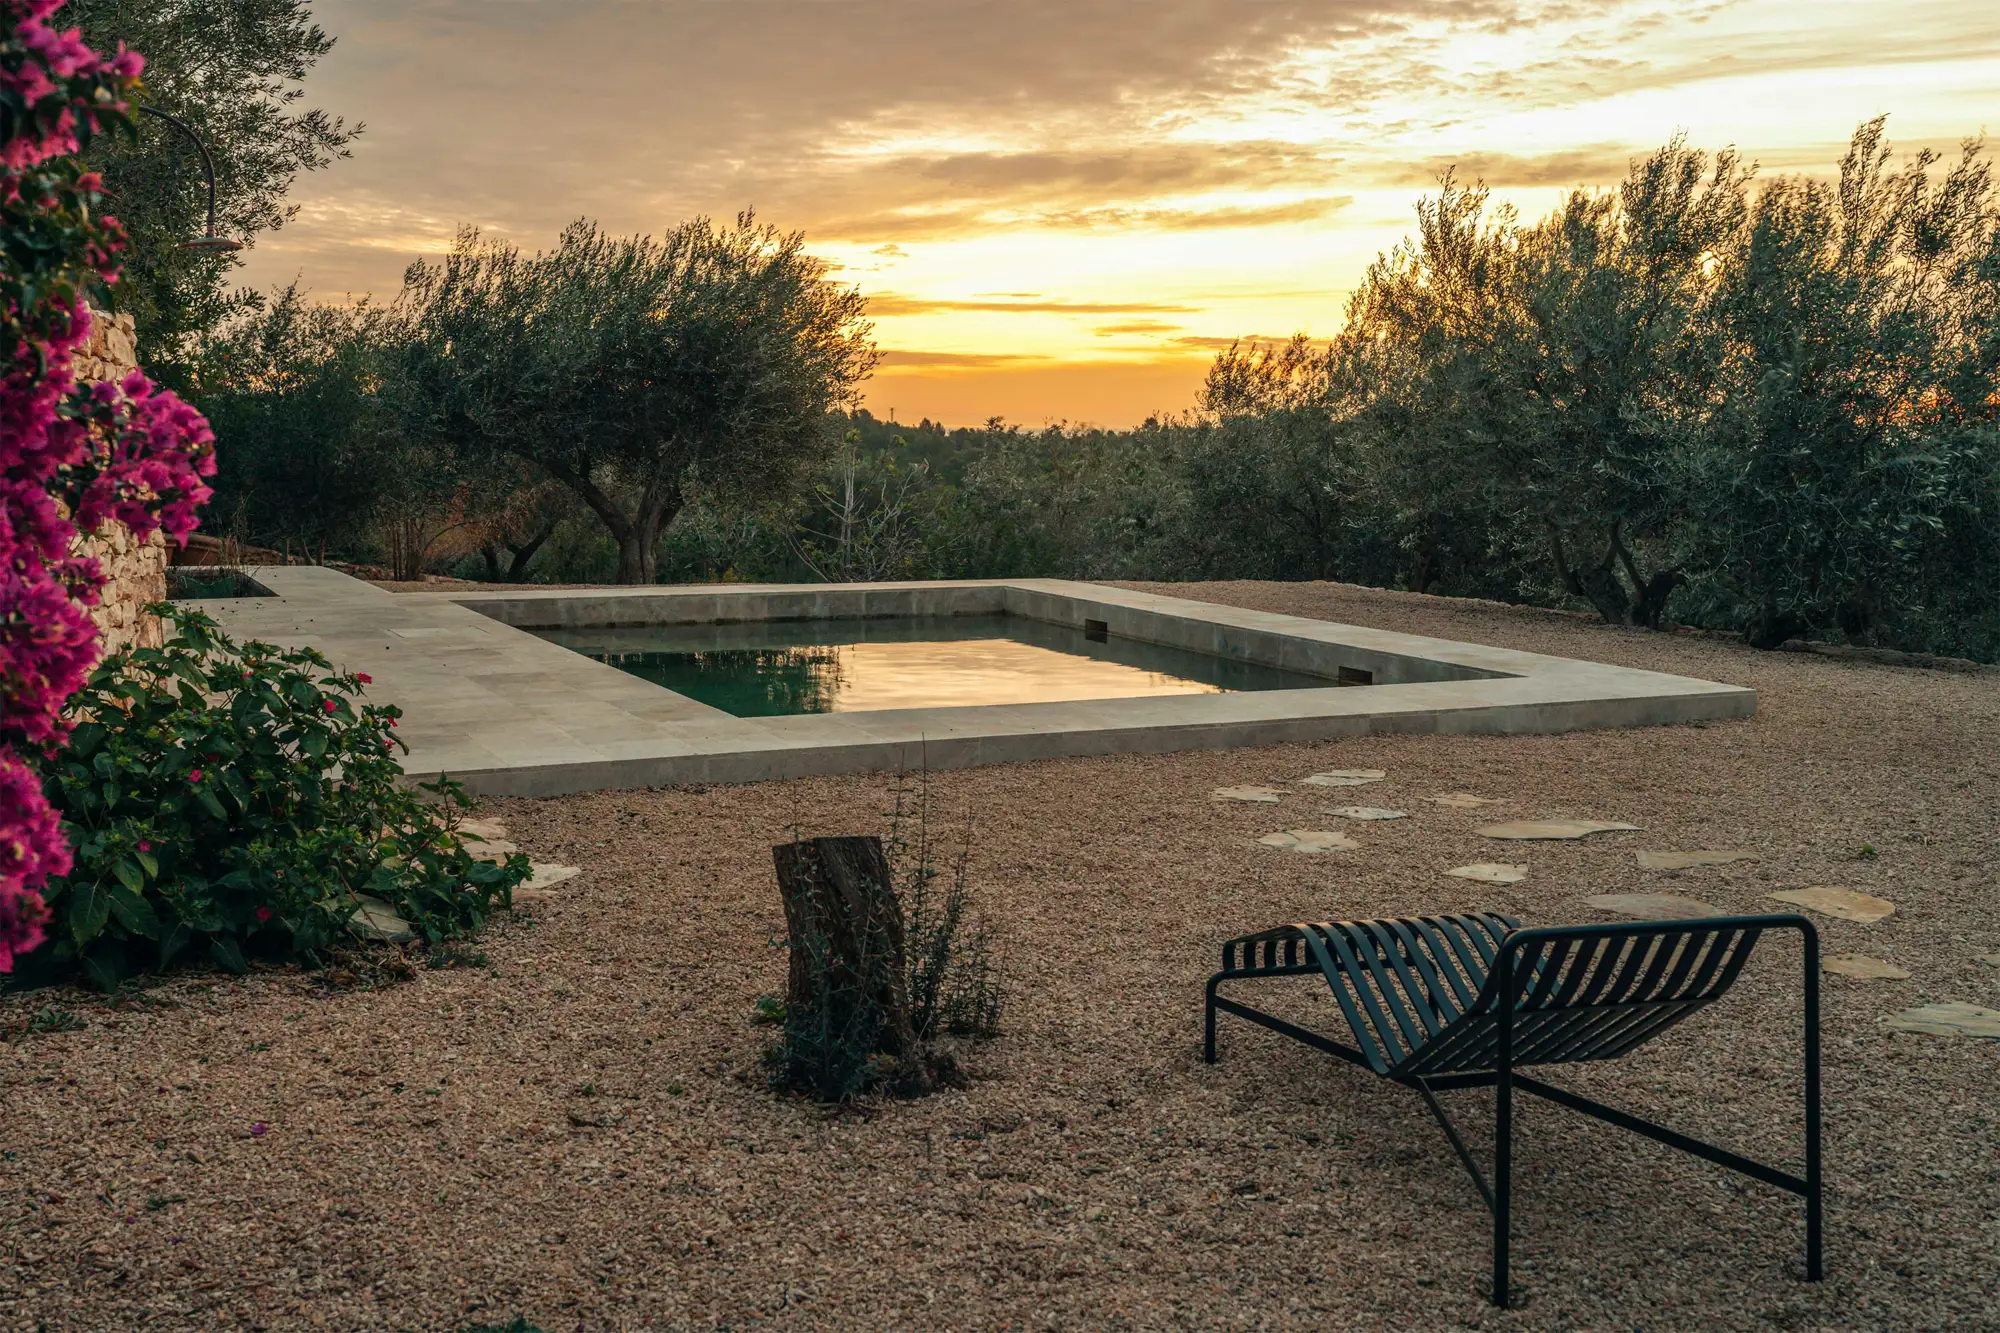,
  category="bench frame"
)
[1205,913,1822,1306]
